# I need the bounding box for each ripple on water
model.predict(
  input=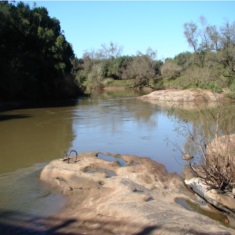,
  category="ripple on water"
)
[0,164,67,218]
